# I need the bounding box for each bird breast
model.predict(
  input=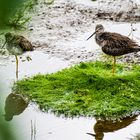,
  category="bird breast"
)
[7,43,23,55]
[95,34,107,47]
